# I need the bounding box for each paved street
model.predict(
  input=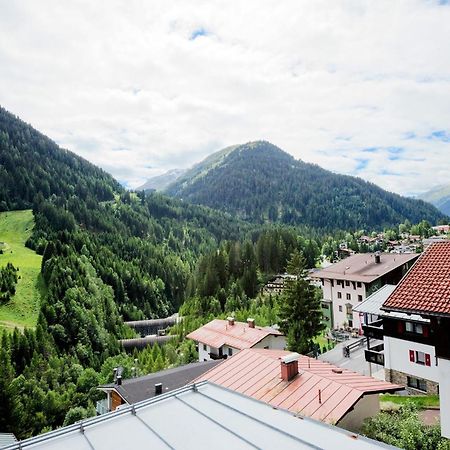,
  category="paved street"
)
[319,337,385,379]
